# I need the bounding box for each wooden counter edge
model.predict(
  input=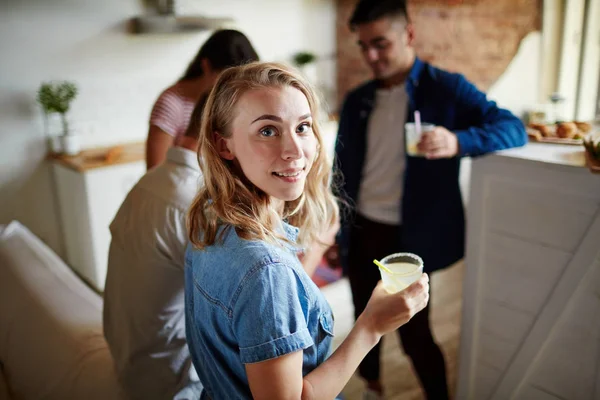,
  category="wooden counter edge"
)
[47,141,145,172]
